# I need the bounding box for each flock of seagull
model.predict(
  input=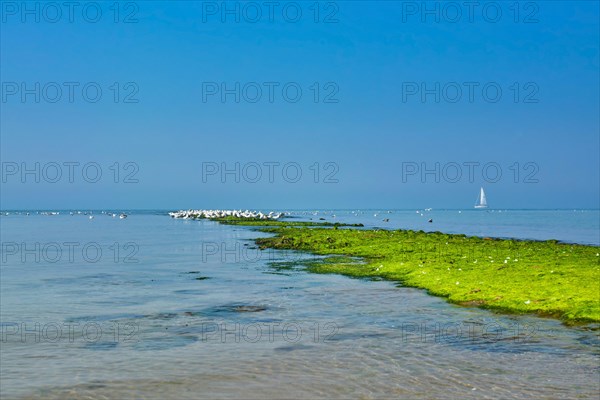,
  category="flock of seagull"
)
[2,211,127,219]
[169,209,285,220]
